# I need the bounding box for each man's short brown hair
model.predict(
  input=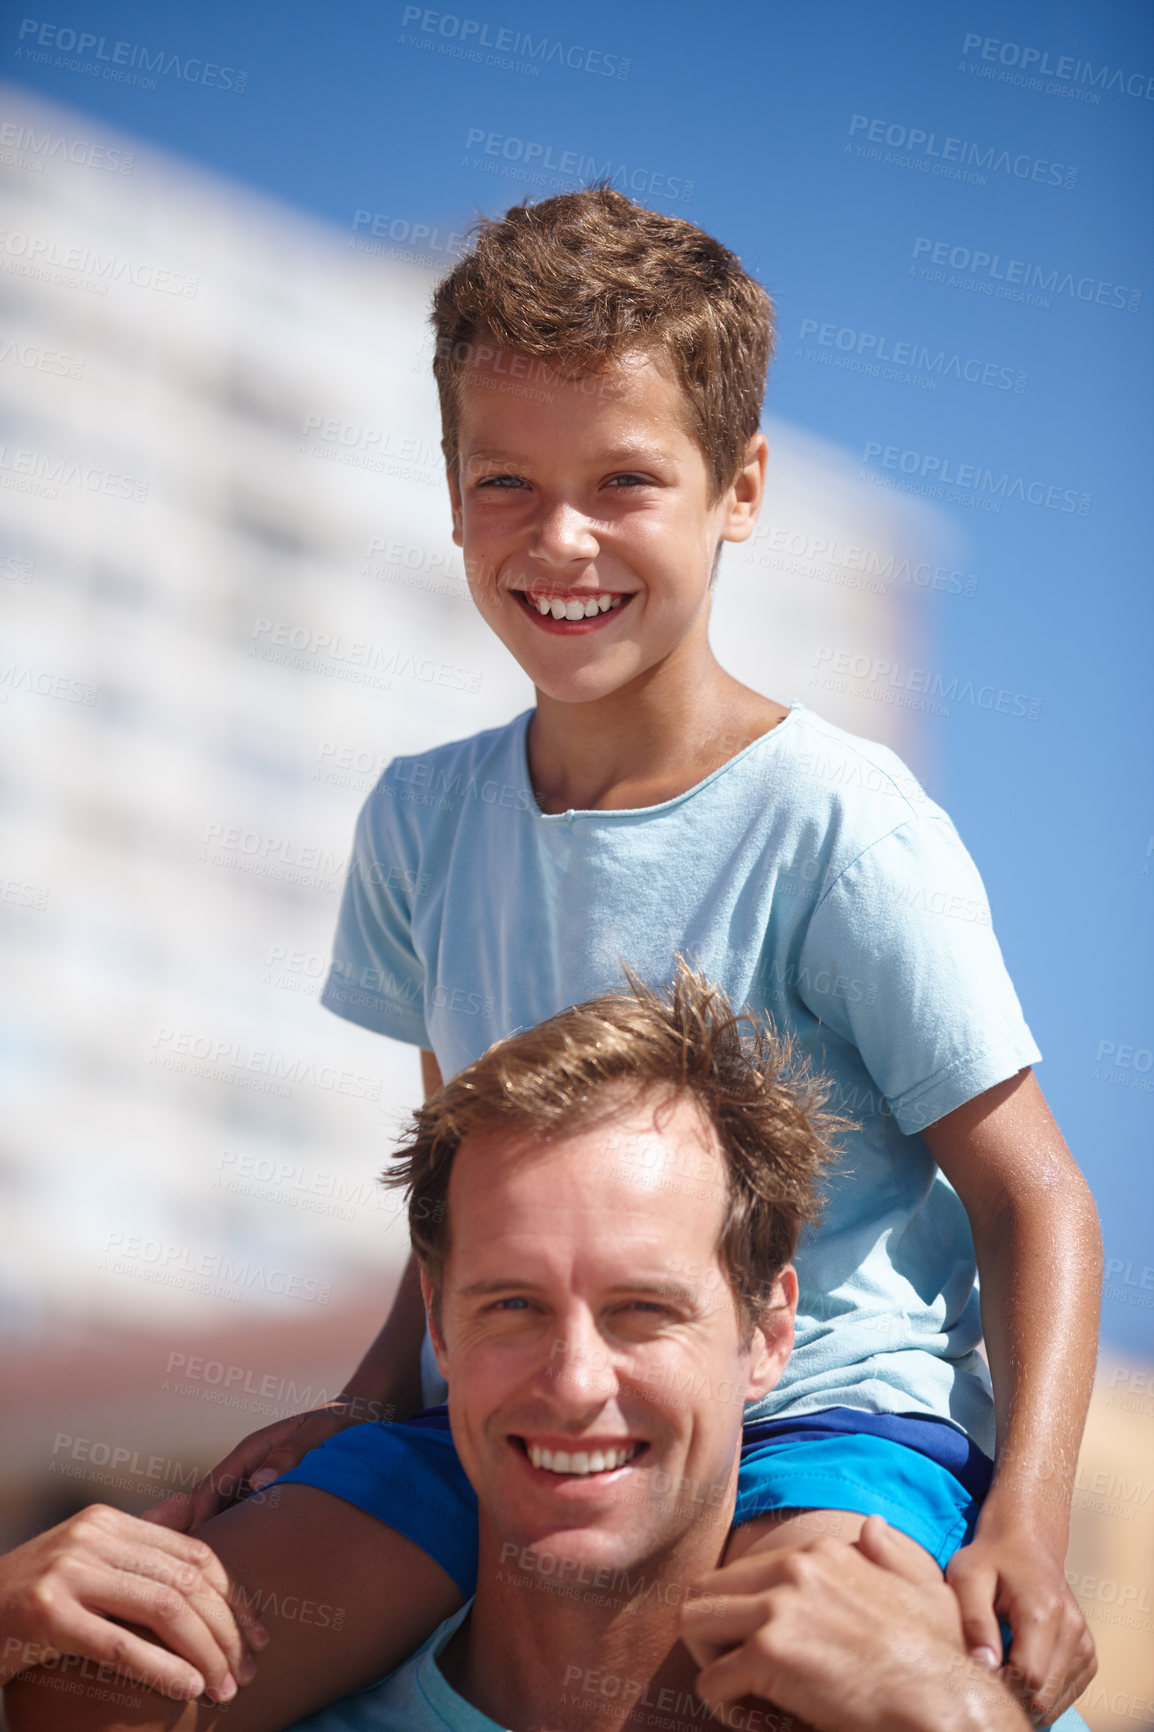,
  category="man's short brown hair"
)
[386,963,842,1337]
[431,187,775,501]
